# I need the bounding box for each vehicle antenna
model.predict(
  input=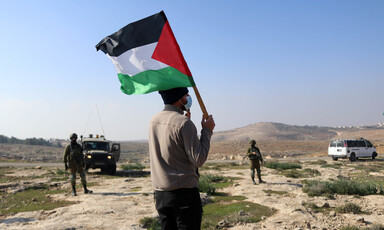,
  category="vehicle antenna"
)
[83,107,93,135]
[95,104,105,137]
